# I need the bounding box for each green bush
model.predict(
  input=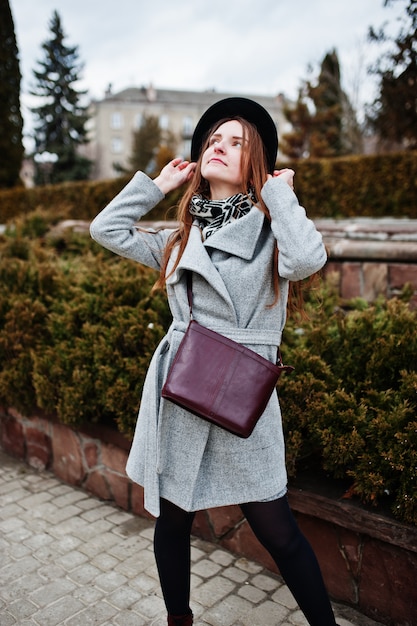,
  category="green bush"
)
[0,213,416,525]
[280,277,417,524]
[278,150,417,218]
[0,221,169,434]
[0,175,183,223]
